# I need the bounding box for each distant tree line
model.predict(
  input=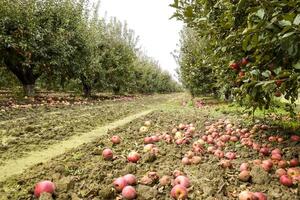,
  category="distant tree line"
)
[0,0,180,96]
